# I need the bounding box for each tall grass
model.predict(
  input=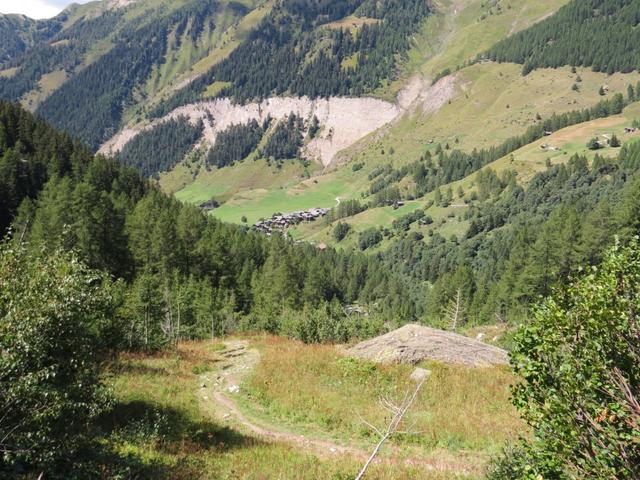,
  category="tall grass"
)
[104,341,457,479]
[245,337,522,455]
